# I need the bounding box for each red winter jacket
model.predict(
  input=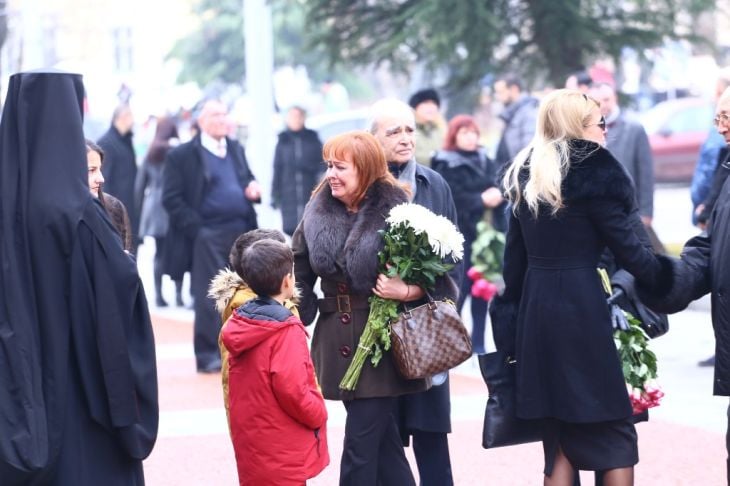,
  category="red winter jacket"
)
[222,297,329,485]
